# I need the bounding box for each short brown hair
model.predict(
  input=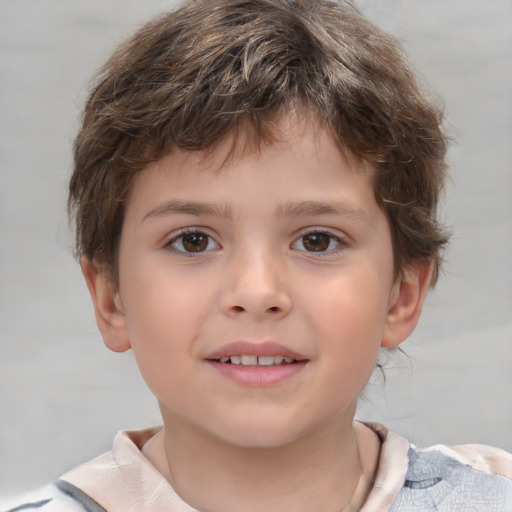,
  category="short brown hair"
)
[69,0,449,283]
